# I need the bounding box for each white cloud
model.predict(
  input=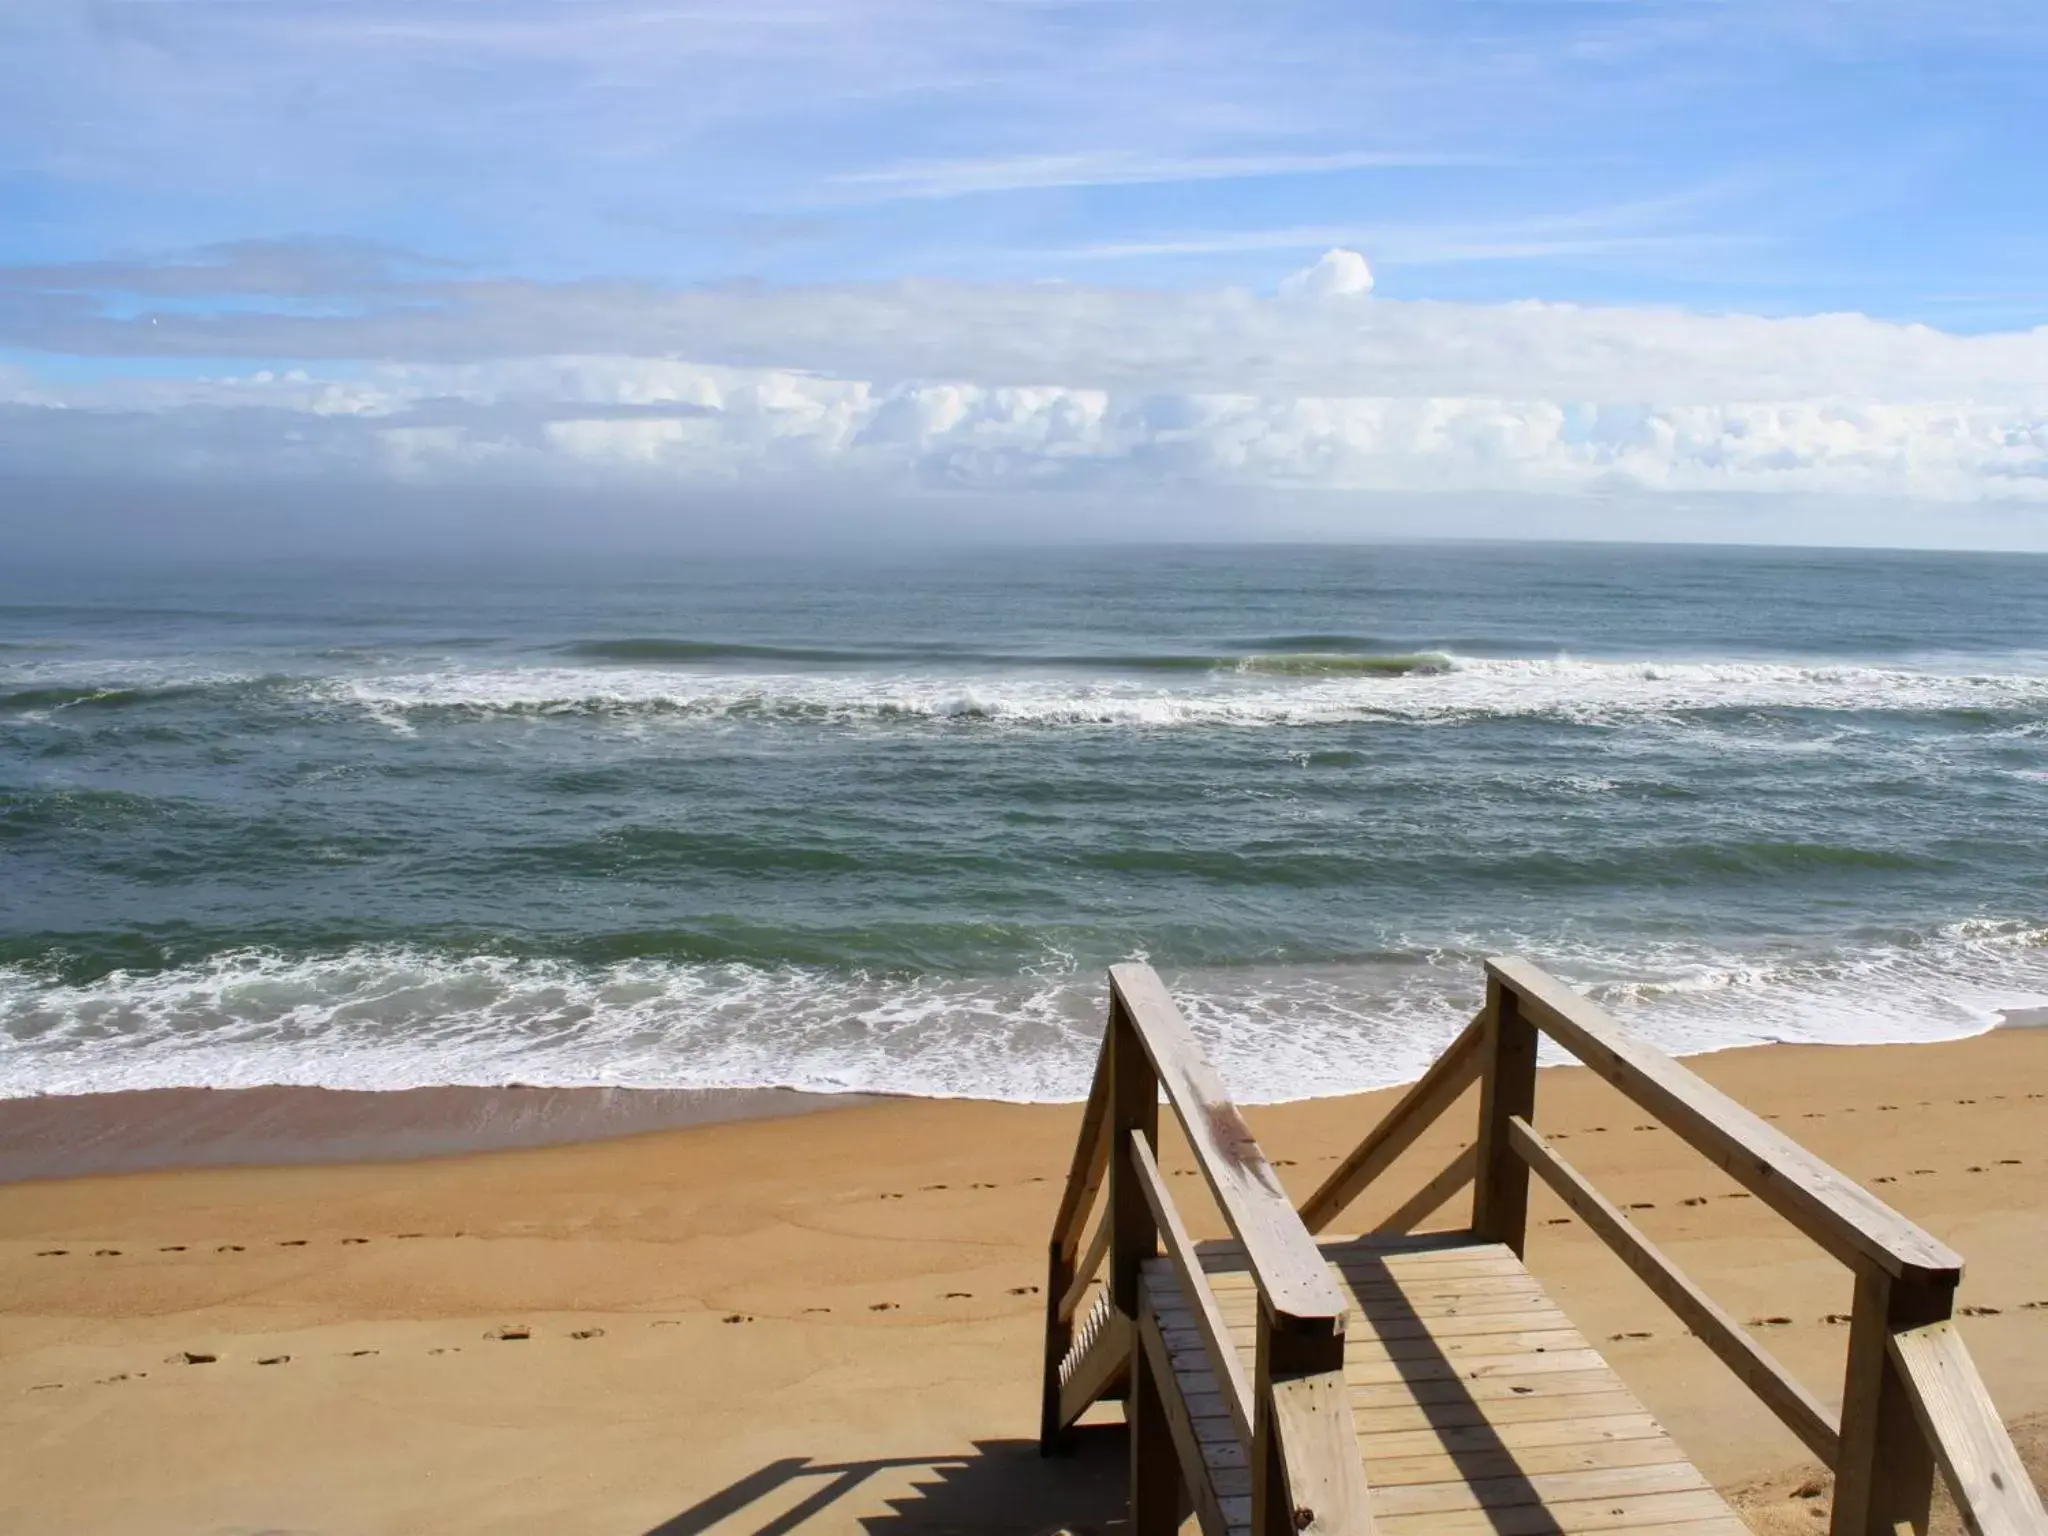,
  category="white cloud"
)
[832,149,1490,200]
[1279,249,1376,300]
